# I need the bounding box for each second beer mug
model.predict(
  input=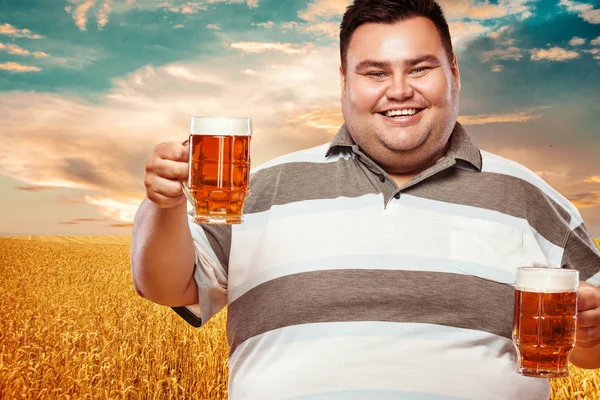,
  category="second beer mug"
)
[512,267,579,378]
[181,117,252,224]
